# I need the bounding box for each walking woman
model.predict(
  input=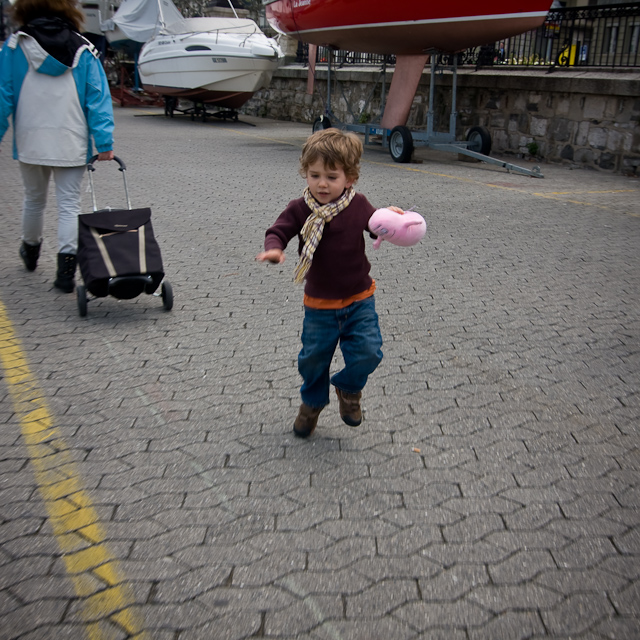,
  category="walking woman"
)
[0,0,115,292]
